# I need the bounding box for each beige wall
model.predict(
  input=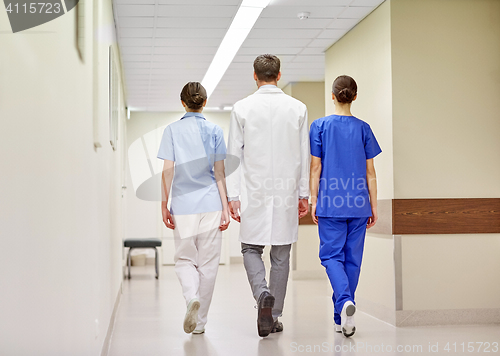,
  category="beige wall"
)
[392,0,500,199]
[402,234,500,310]
[324,0,396,321]
[357,234,396,322]
[0,1,126,354]
[391,0,500,312]
[294,226,324,278]
[281,82,326,277]
[325,0,393,201]
[282,81,325,127]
